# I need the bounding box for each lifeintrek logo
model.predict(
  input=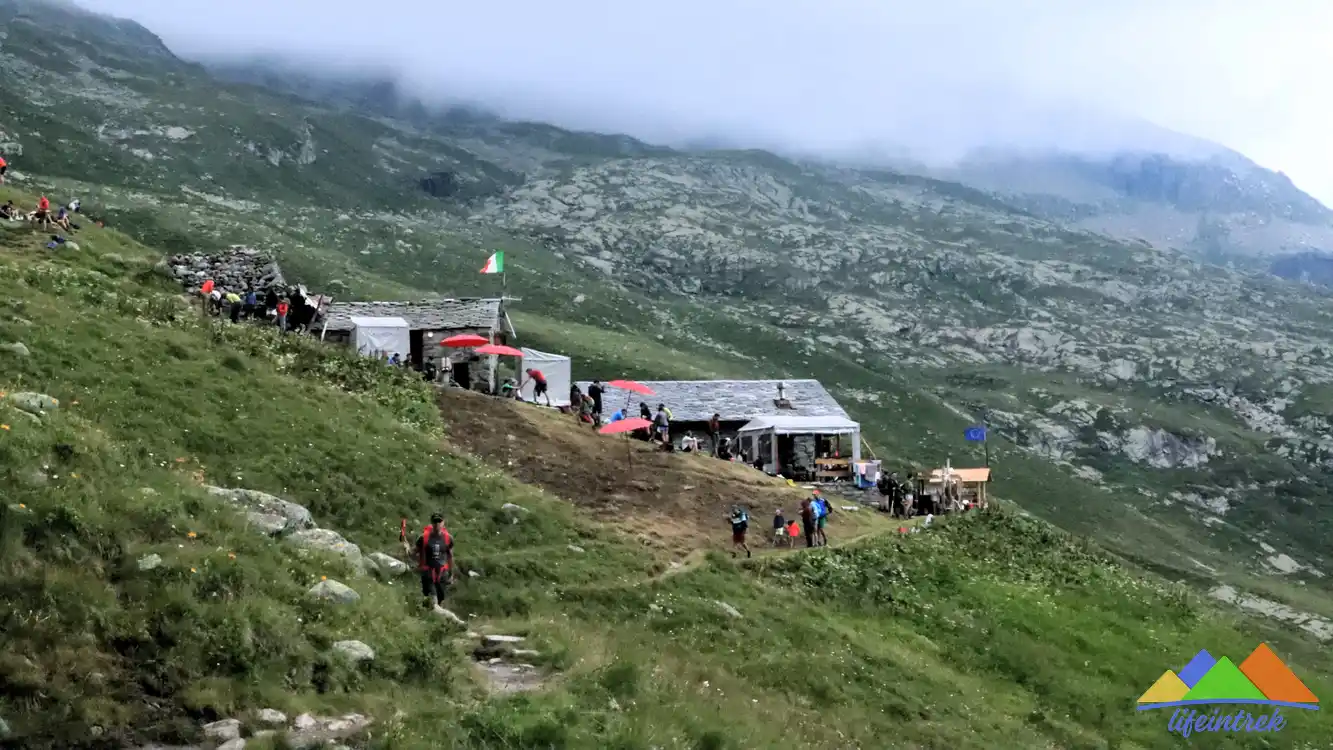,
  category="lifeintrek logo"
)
[1138,643,1318,739]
